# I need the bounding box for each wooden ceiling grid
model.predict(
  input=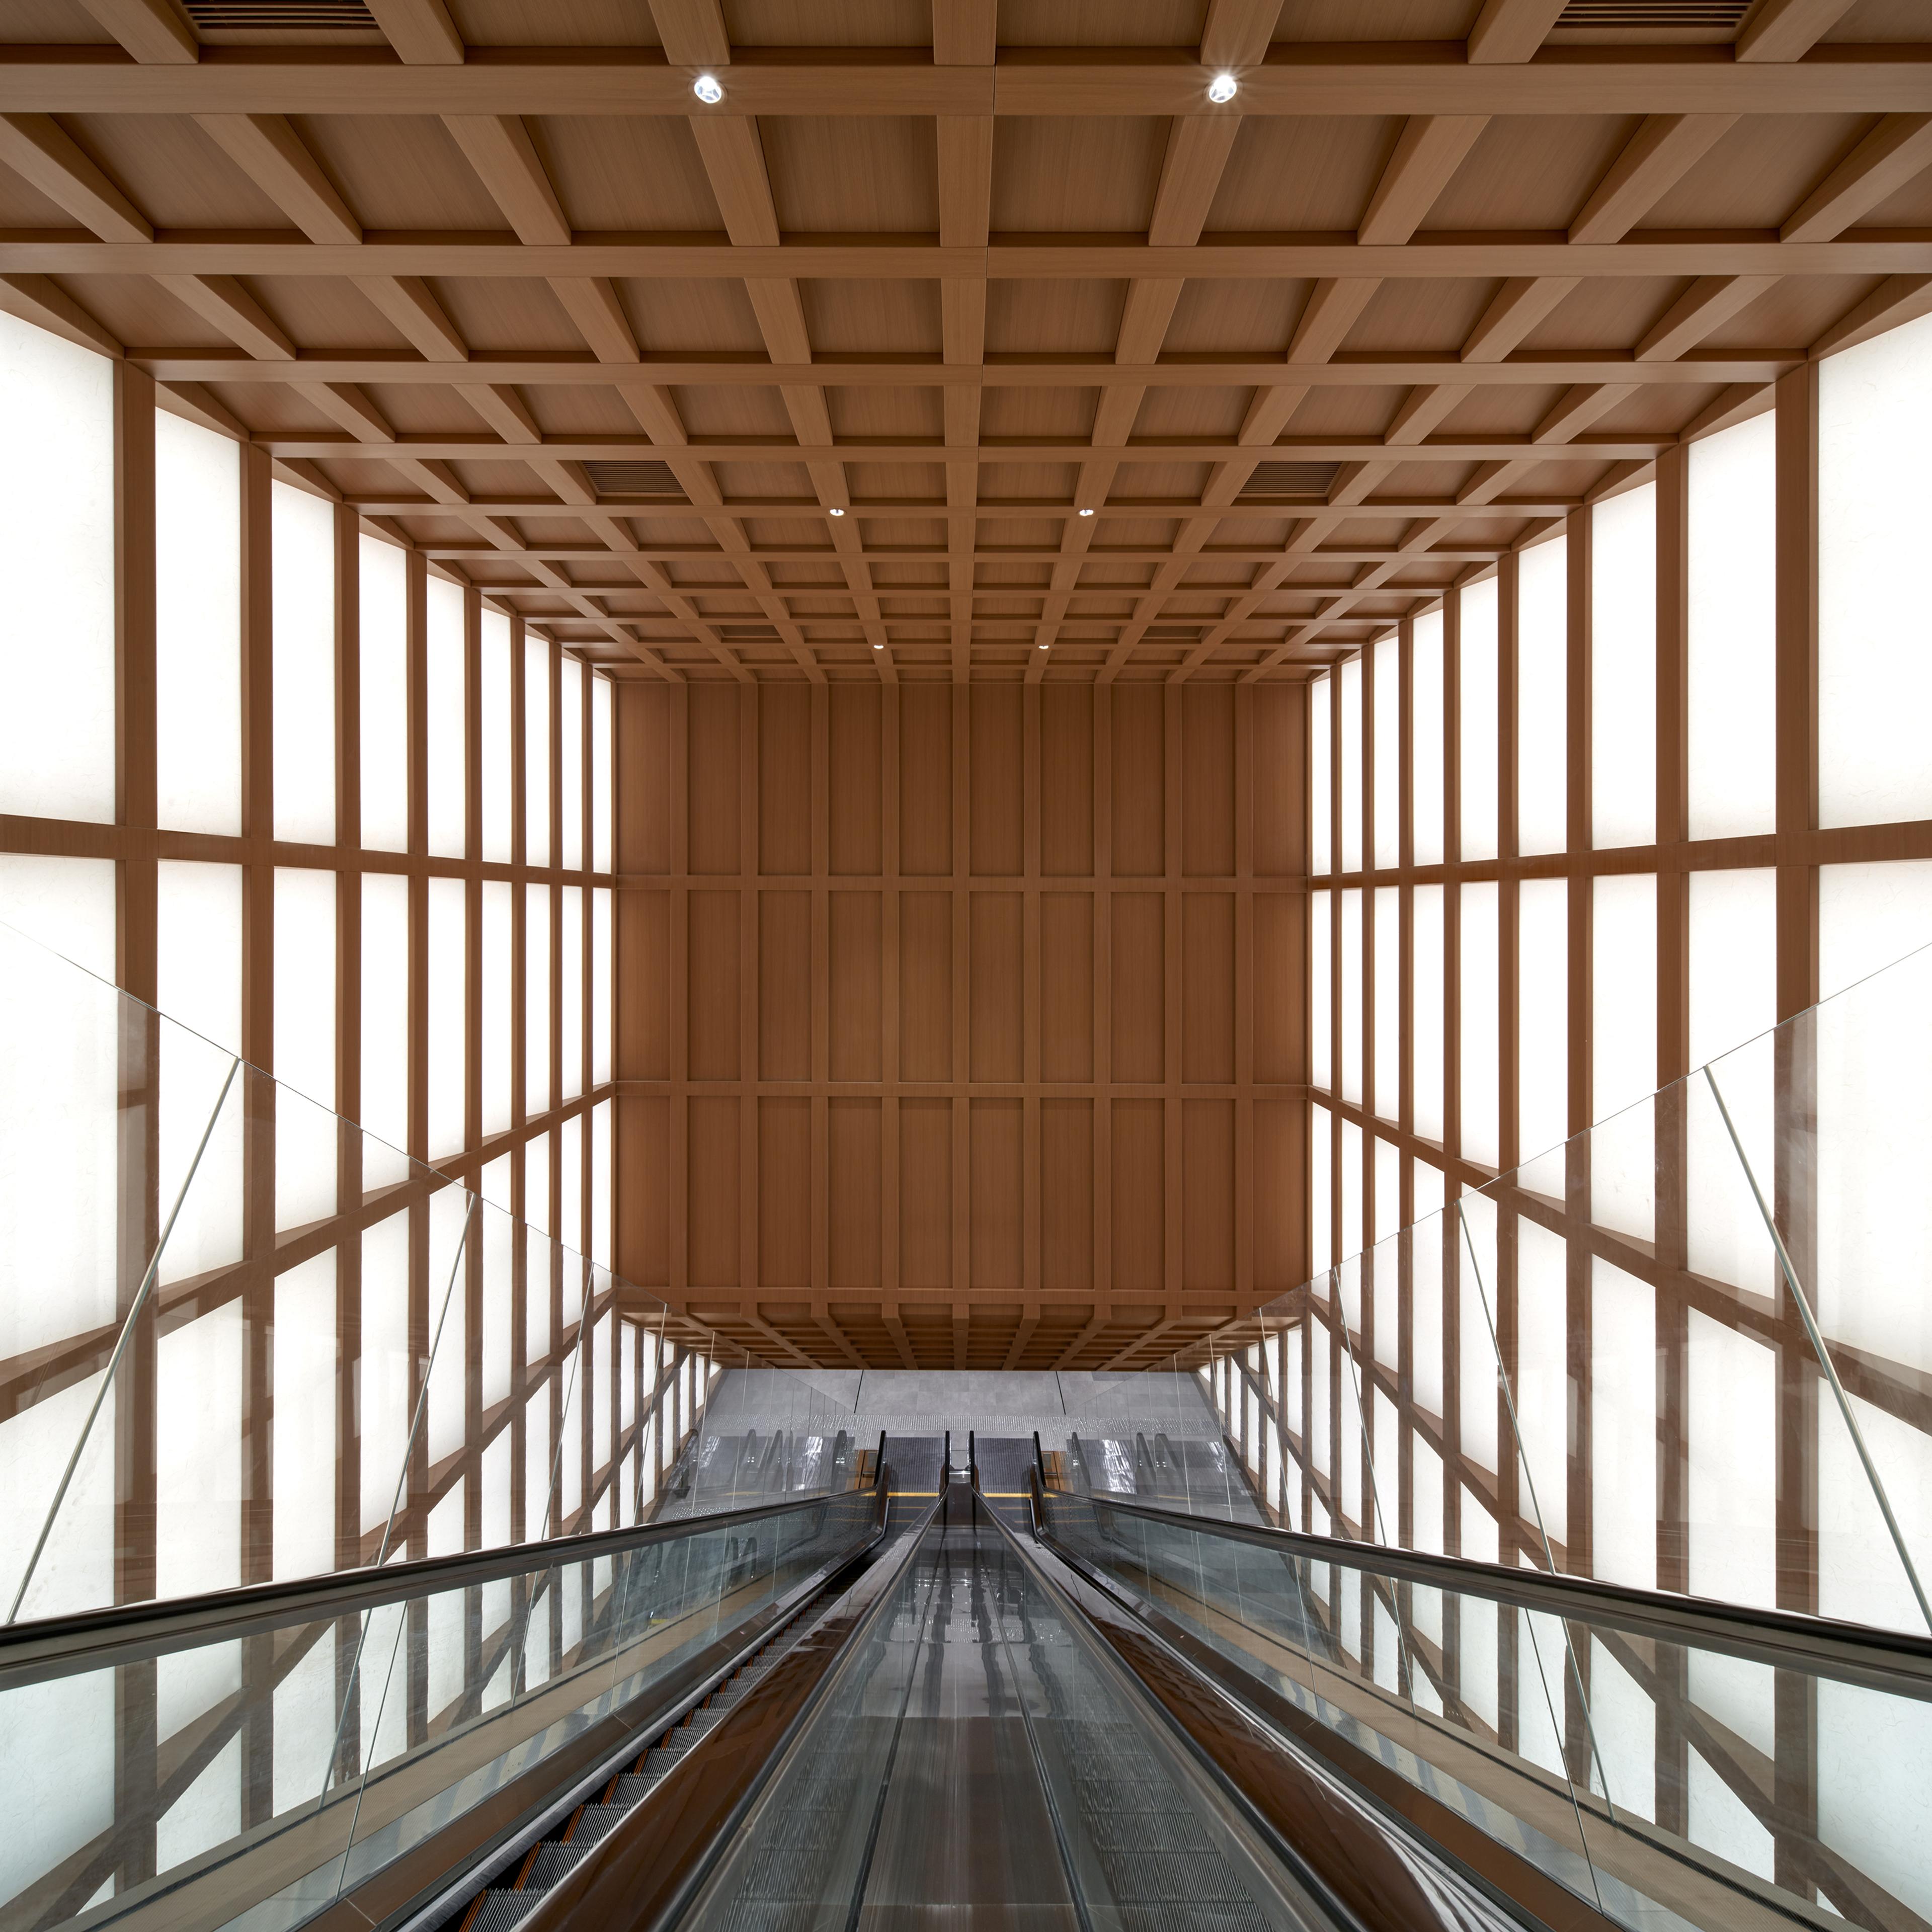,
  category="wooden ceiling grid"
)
[1,0,1927,688]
